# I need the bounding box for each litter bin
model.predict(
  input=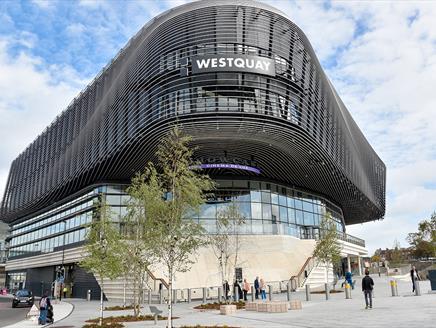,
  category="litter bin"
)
[428,270,436,291]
